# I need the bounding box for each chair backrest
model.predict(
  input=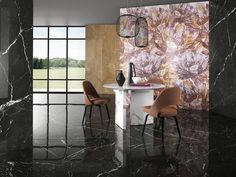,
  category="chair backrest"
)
[152,86,181,112]
[148,77,163,84]
[82,80,100,105]
[147,77,165,96]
